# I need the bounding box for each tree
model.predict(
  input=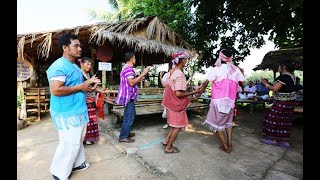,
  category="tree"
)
[89,0,132,22]
[91,0,303,70]
[189,0,303,66]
